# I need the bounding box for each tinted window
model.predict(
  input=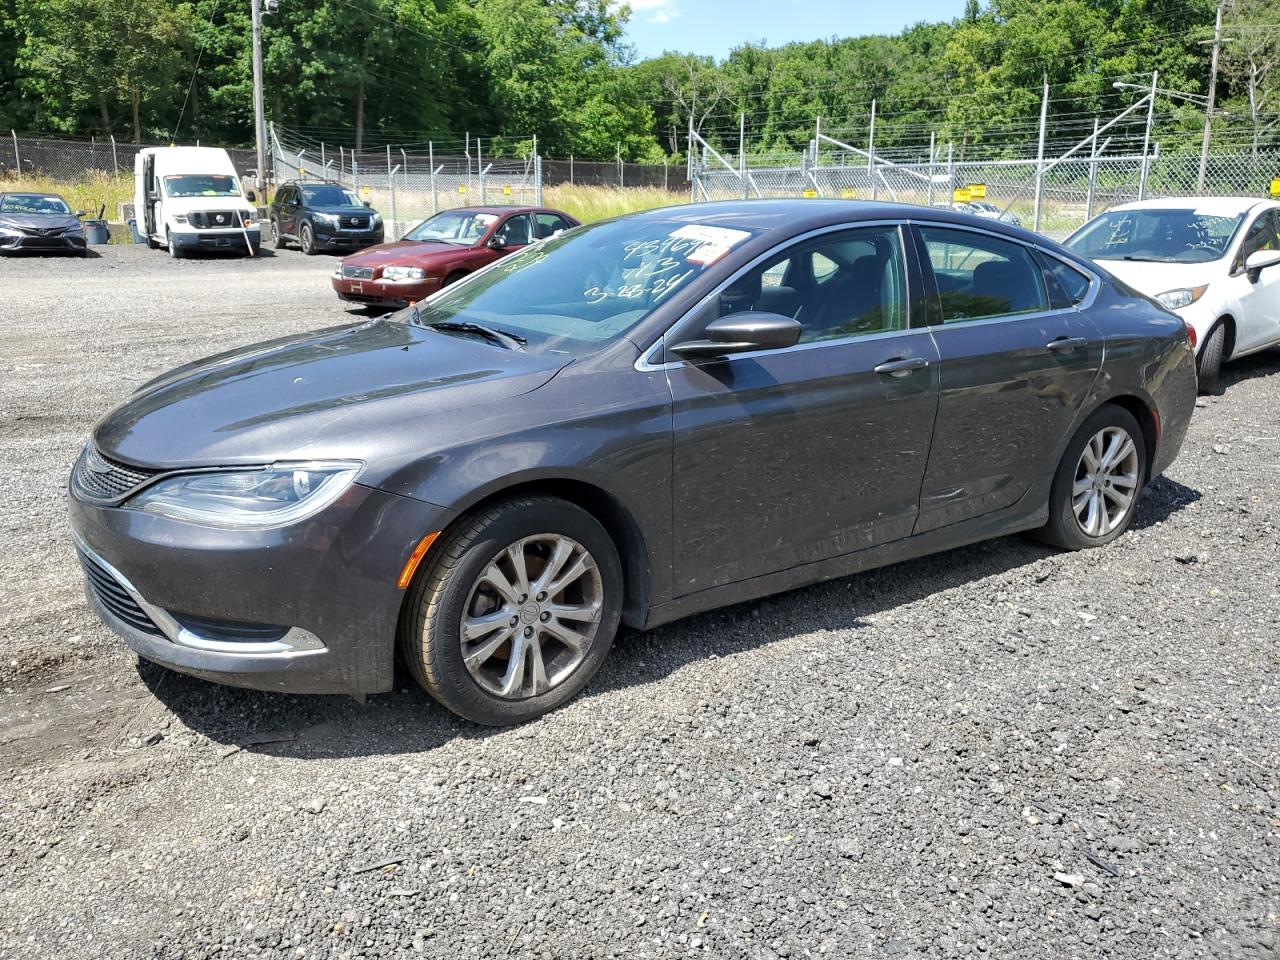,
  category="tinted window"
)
[692,226,908,344]
[920,227,1047,322]
[1234,211,1280,272]
[1041,255,1092,307]
[534,212,571,238]
[0,193,70,214]
[1065,208,1244,264]
[163,175,240,199]
[300,185,362,206]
